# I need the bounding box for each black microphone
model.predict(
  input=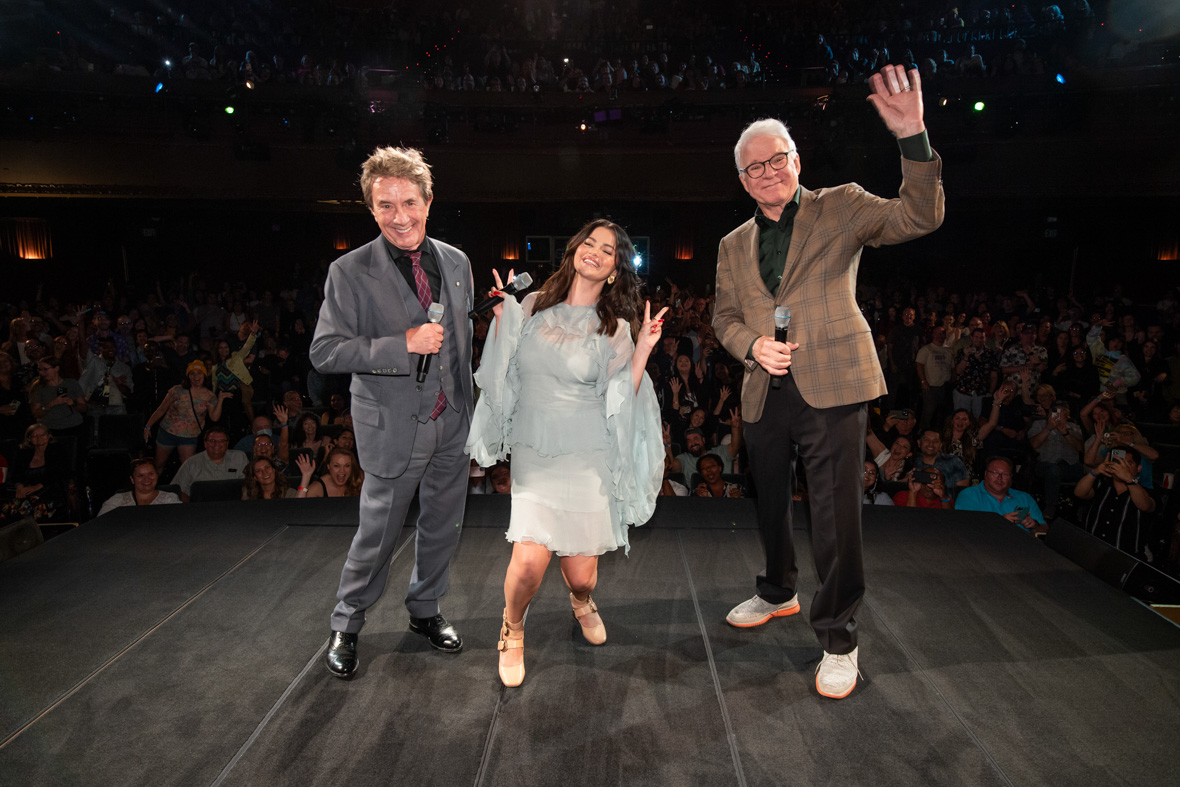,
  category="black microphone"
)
[468,272,534,319]
[770,305,791,390]
[417,302,445,383]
